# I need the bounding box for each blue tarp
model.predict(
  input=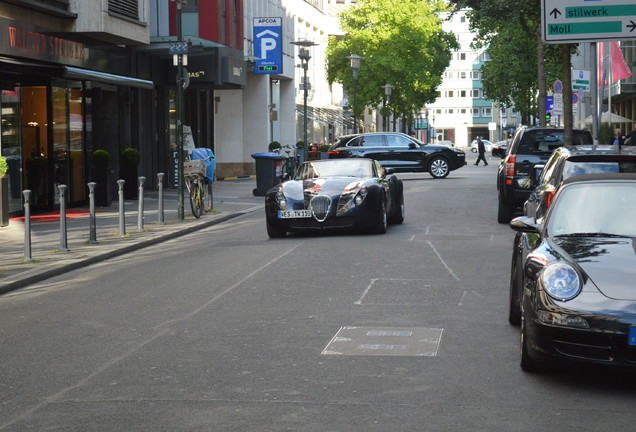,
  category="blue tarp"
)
[191,148,216,181]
